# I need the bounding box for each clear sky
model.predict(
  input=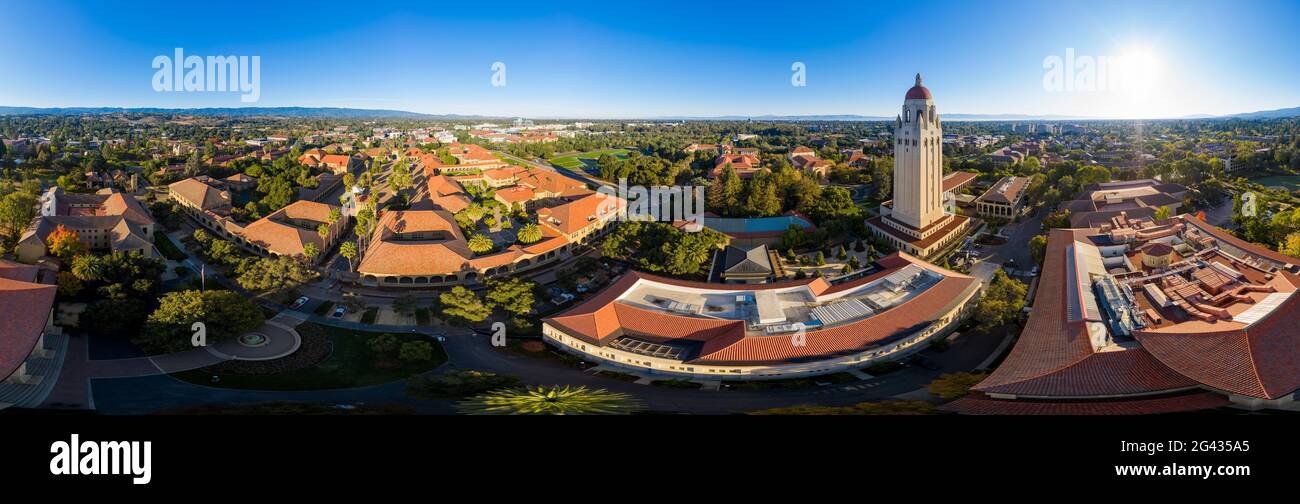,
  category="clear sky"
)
[1,0,1296,119]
